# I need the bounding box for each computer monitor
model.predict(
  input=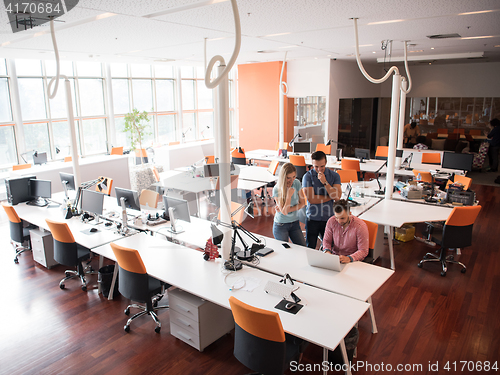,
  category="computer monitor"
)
[441,151,474,172]
[33,152,48,165]
[165,196,191,234]
[115,187,141,212]
[5,175,36,205]
[204,163,219,177]
[28,179,51,206]
[293,142,311,154]
[81,189,104,217]
[59,172,76,192]
[354,148,370,162]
